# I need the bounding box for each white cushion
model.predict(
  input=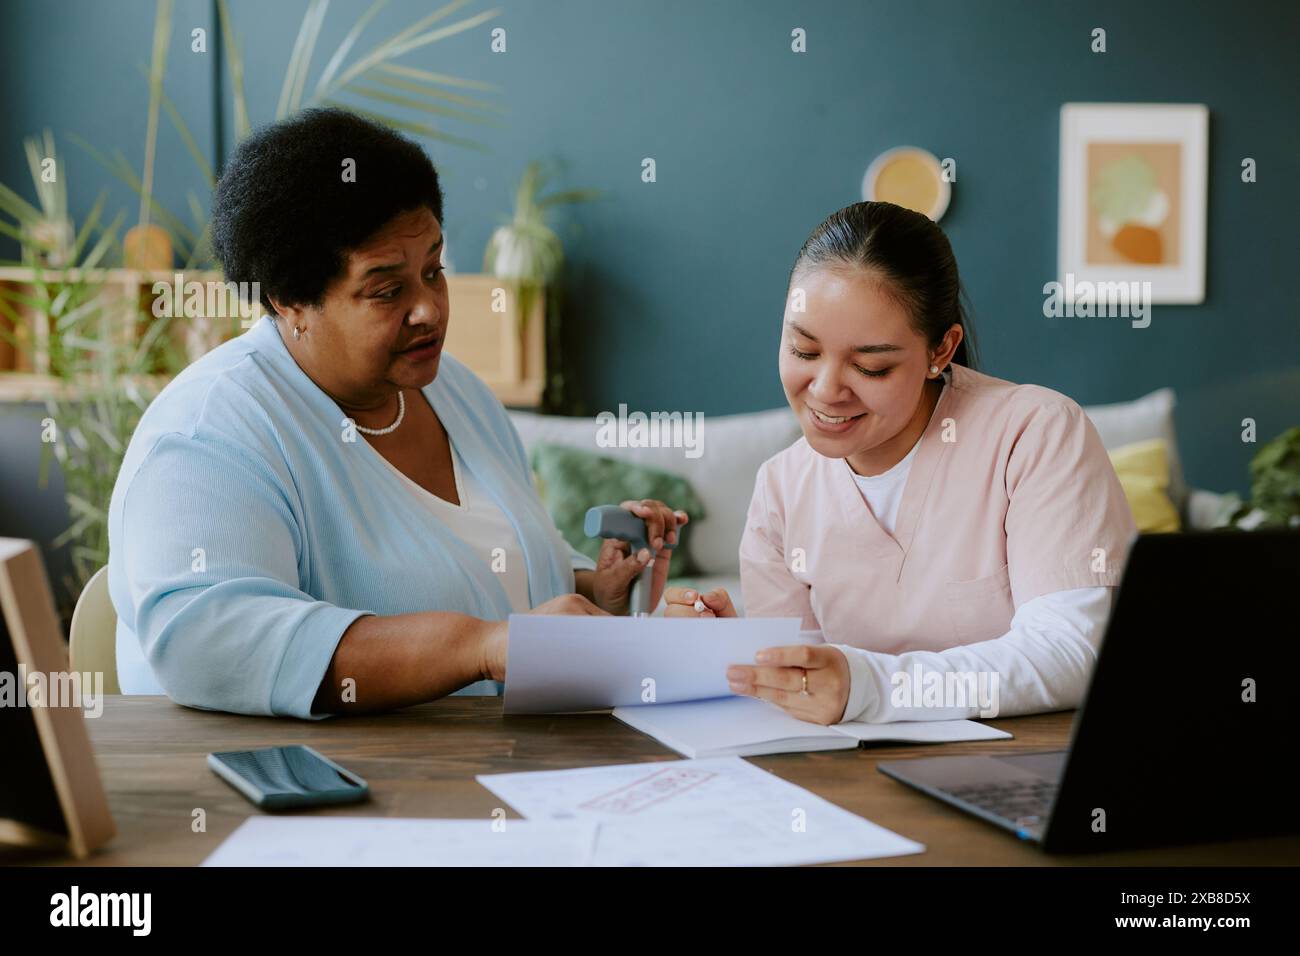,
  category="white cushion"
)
[1185,488,1232,530]
[508,407,800,575]
[1081,387,1187,512]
